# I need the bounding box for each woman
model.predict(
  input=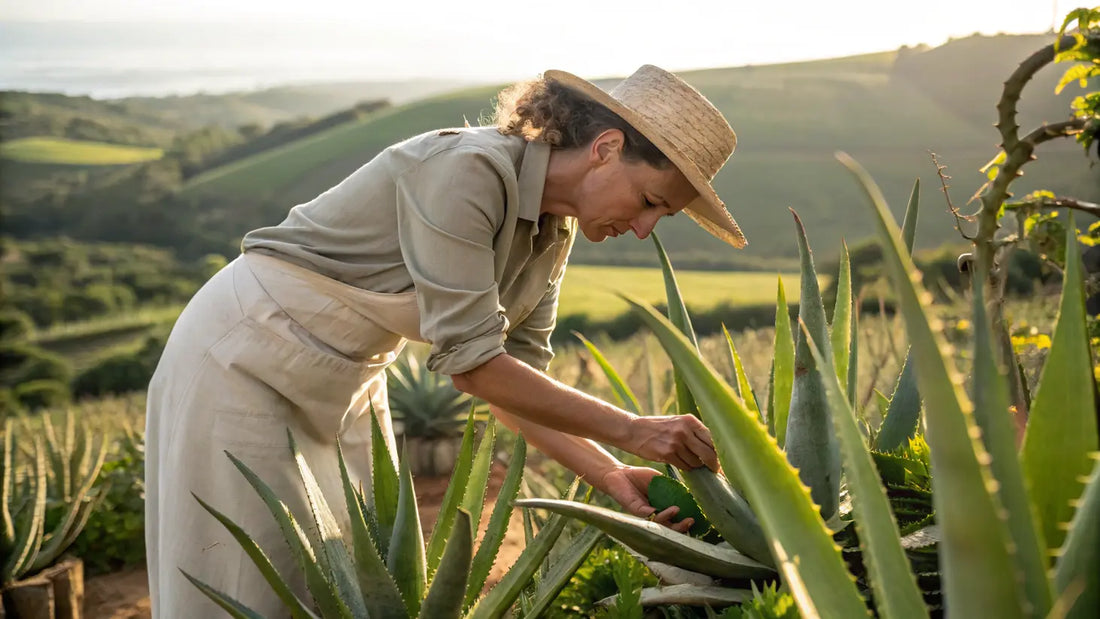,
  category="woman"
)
[146,64,746,616]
